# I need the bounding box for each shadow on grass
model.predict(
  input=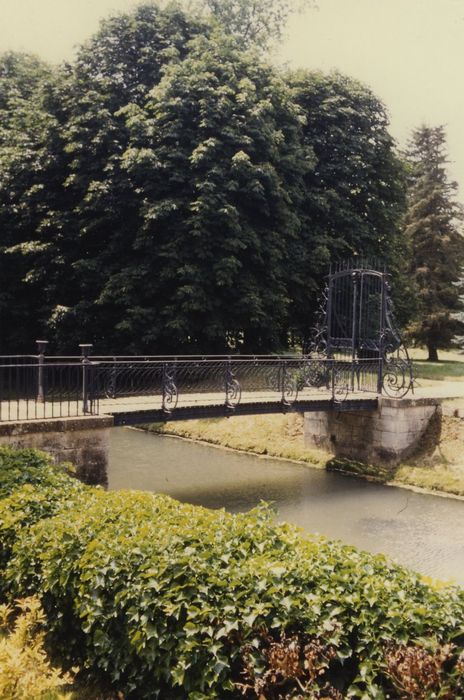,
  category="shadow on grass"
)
[413,359,464,381]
